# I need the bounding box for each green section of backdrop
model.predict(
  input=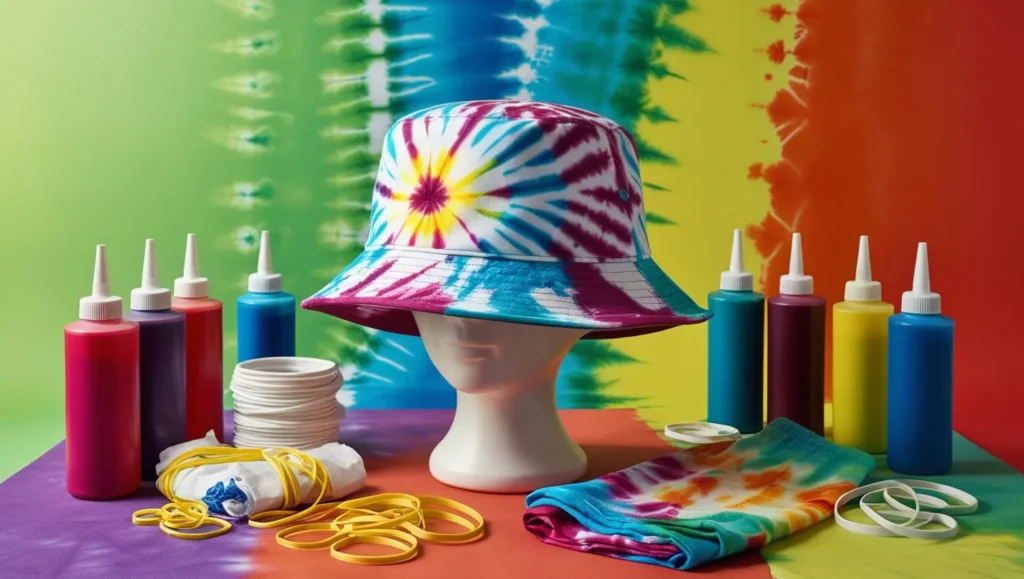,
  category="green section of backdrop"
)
[0,0,712,482]
[0,1,255,480]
